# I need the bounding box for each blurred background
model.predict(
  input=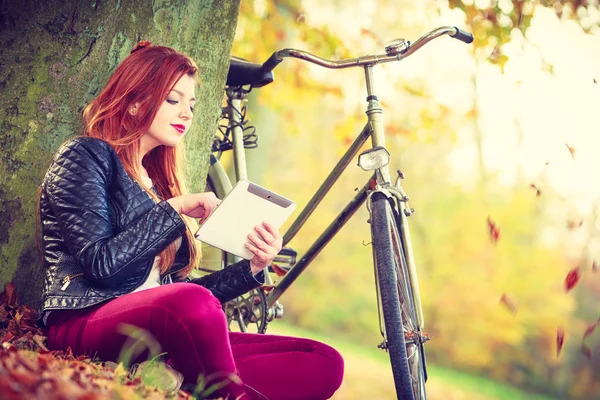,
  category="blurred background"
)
[218,1,600,398]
